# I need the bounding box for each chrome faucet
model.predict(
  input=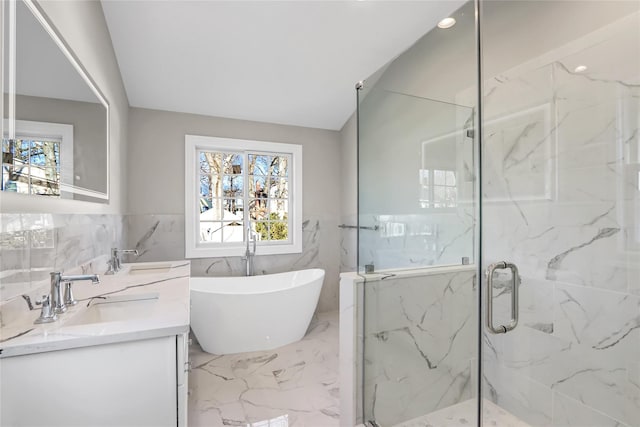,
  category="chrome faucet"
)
[34,294,56,324]
[243,226,258,276]
[106,247,139,274]
[23,294,57,324]
[49,272,100,315]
